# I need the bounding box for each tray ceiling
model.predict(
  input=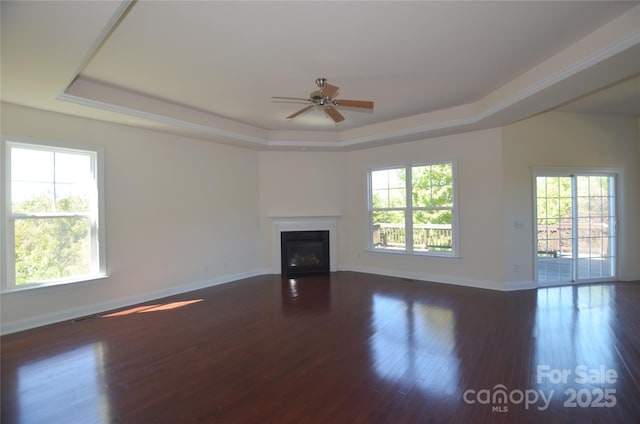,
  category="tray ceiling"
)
[2,1,639,150]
